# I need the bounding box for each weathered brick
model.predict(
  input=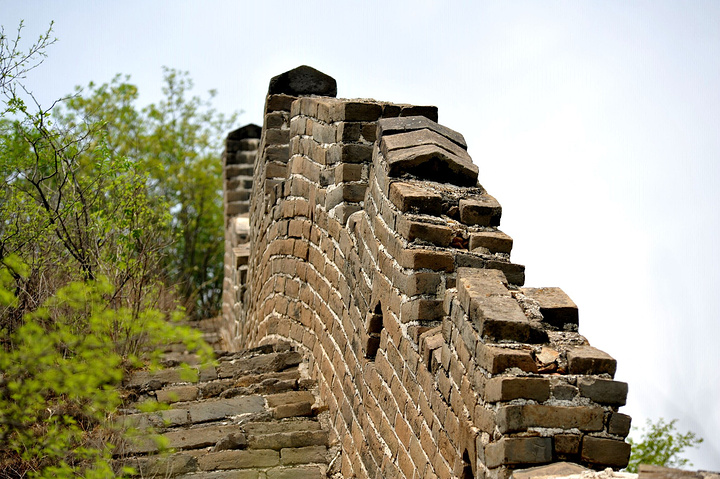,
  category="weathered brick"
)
[384,144,478,187]
[156,385,198,404]
[377,116,465,148]
[484,377,550,403]
[521,287,579,329]
[396,217,454,246]
[476,343,538,374]
[459,196,502,226]
[485,437,552,468]
[554,434,581,455]
[388,181,443,216]
[567,346,617,377]
[608,413,632,437]
[399,248,454,272]
[334,101,383,121]
[497,405,605,433]
[577,377,628,405]
[280,445,327,465]
[468,230,513,254]
[198,449,279,470]
[581,436,631,468]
